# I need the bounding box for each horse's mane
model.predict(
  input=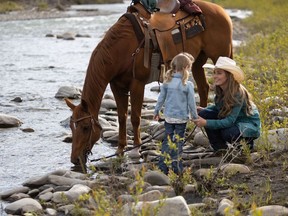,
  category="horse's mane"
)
[81,16,134,112]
